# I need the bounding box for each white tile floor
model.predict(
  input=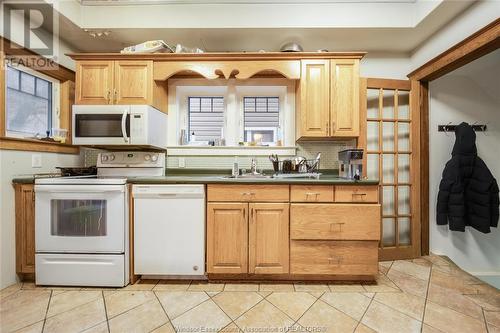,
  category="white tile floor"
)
[1,255,499,333]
